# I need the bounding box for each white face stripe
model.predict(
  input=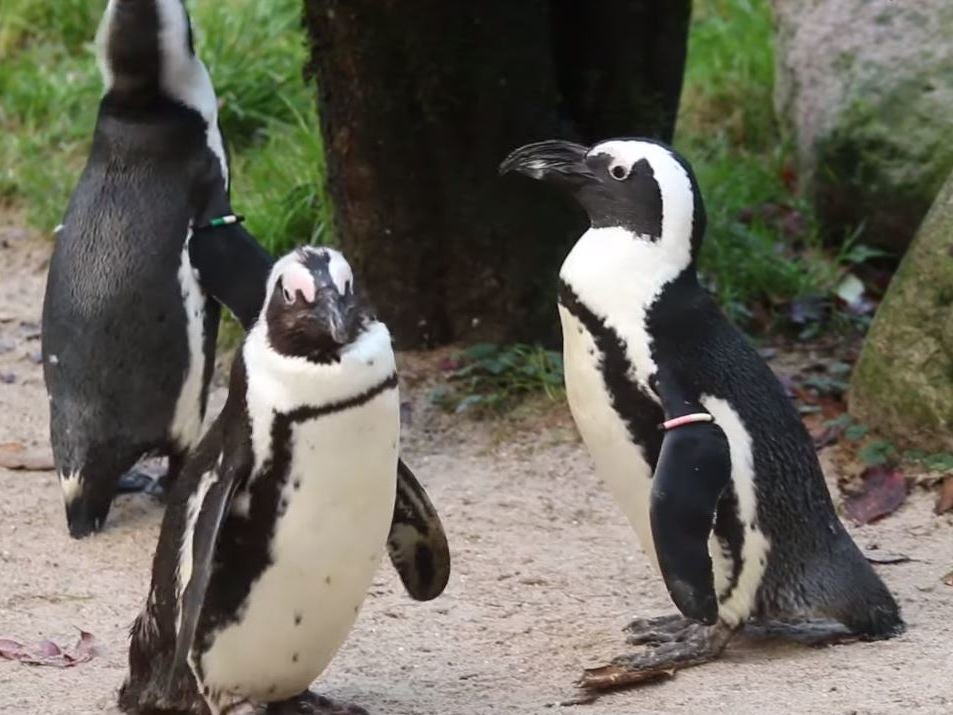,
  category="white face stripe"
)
[263,247,354,316]
[93,1,118,89]
[326,249,353,295]
[281,262,317,304]
[588,140,696,250]
[154,0,229,186]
